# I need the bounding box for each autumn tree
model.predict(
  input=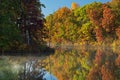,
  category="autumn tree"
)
[71,2,79,10]
[45,7,80,45]
[73,5,96,42]
[45,1,120,44]
[73,5,89,26]
[86,2,104,42]
[109,0,120,39]
[52,7,71,44]
[102,5,116,33]
[80,22,94,41]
